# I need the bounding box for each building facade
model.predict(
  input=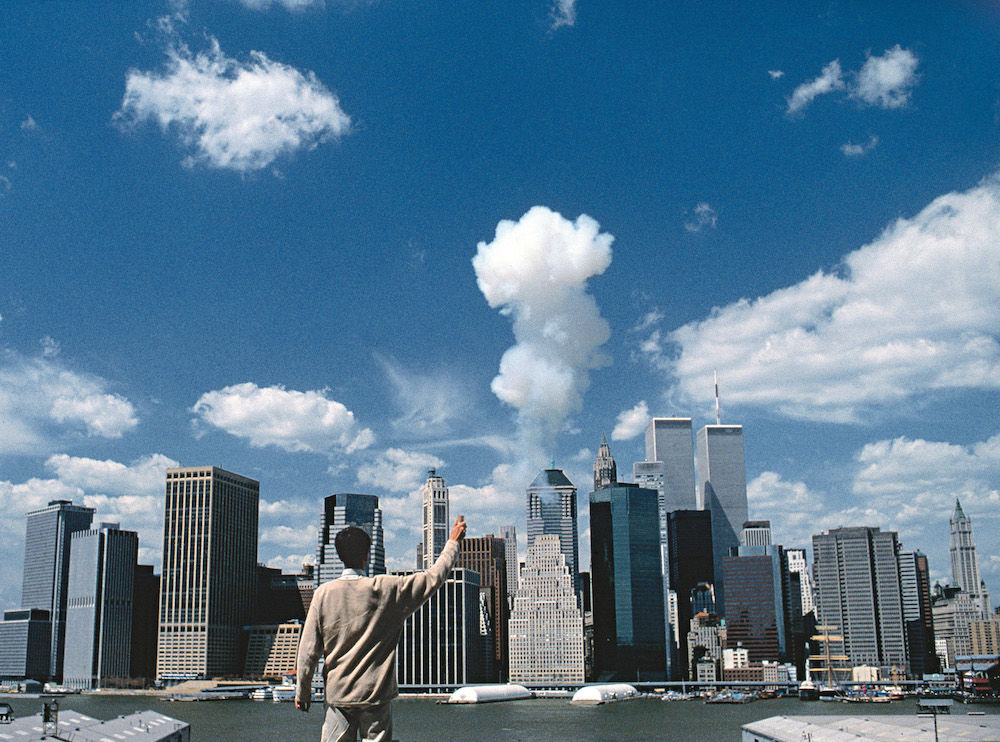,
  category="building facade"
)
[499,525,519,601]
[812,527,908,674]
[395,568,484,689]
[593,433,617,491]
[785,548,815,616]
[316,493,385,583]
[899,550,939,677]
[526,468,579,594]
[157,466,259,682]
[666,510,714,679]
[456,535,510,681]
[63,524,139,689]
[508,535,585,686]
[722,544,790,664]
[420,470,449,569]
[244,622,303,678]
[0,609,51,681]
[950,499,991,616]
[589,482,665,680]
[695,424,748,616]
[21,499,95,680]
